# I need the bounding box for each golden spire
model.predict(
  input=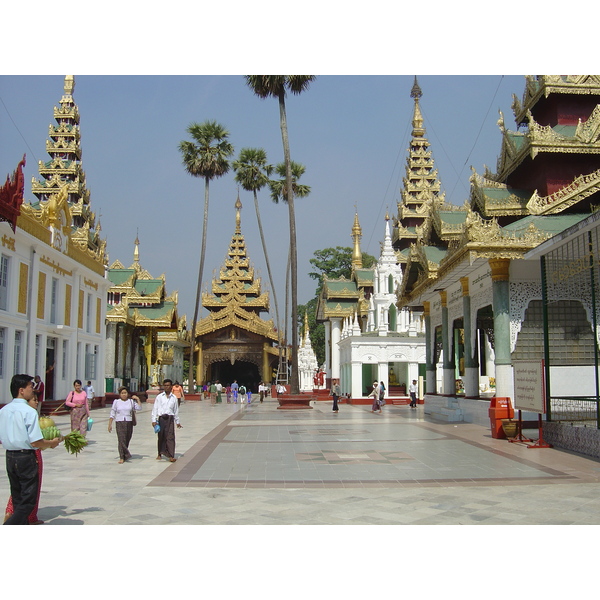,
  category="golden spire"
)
[235,192,242,234]
[303,310,310,342]
[411,76,425,138]
[133,233,140,266]
[64,75,75,97]
[351,211,363,270]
